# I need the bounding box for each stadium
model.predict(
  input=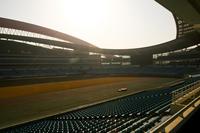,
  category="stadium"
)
[0,0,200,132]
